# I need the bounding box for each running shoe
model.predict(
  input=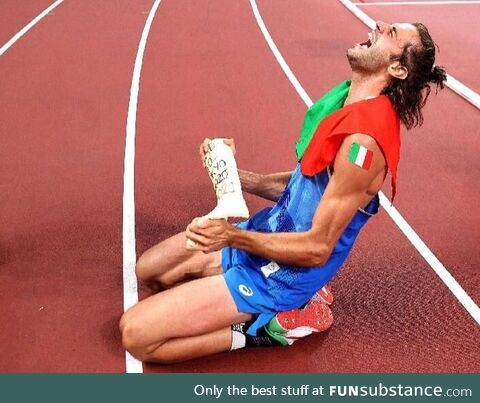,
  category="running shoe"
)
[314,285,334,305]
[265,293,334,346]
